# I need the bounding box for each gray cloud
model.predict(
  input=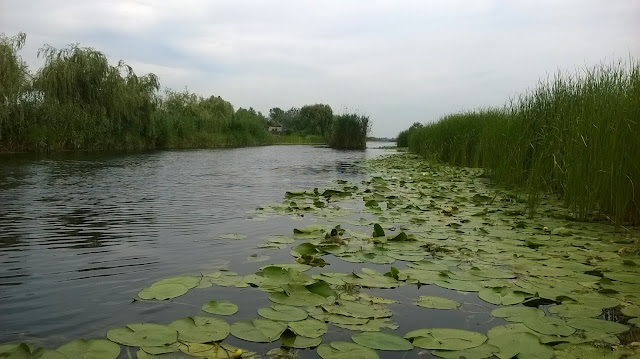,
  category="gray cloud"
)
[2,0,638,137]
